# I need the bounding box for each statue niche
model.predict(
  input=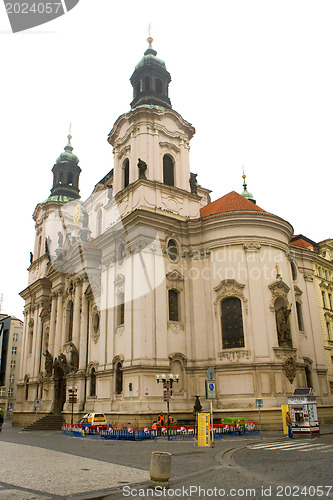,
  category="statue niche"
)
[275,298,292,348]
